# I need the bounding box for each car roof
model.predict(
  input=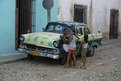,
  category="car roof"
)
[49,21,87,27]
